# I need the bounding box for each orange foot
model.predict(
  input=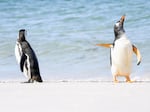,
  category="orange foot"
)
[114,80,119,83]
[126,80,135,83]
